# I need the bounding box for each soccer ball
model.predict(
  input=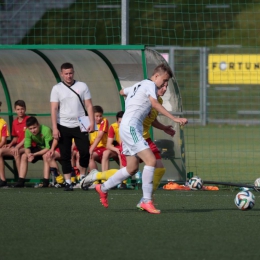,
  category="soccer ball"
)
[234,191,255,210]
[188,176,203,190]
[254,178,260,187]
